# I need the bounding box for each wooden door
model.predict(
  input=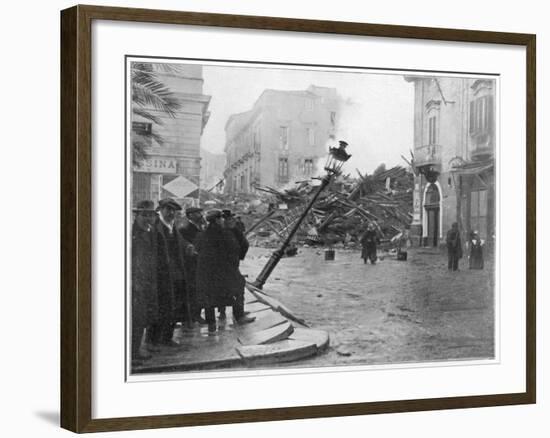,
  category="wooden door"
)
[427,208,439,247]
